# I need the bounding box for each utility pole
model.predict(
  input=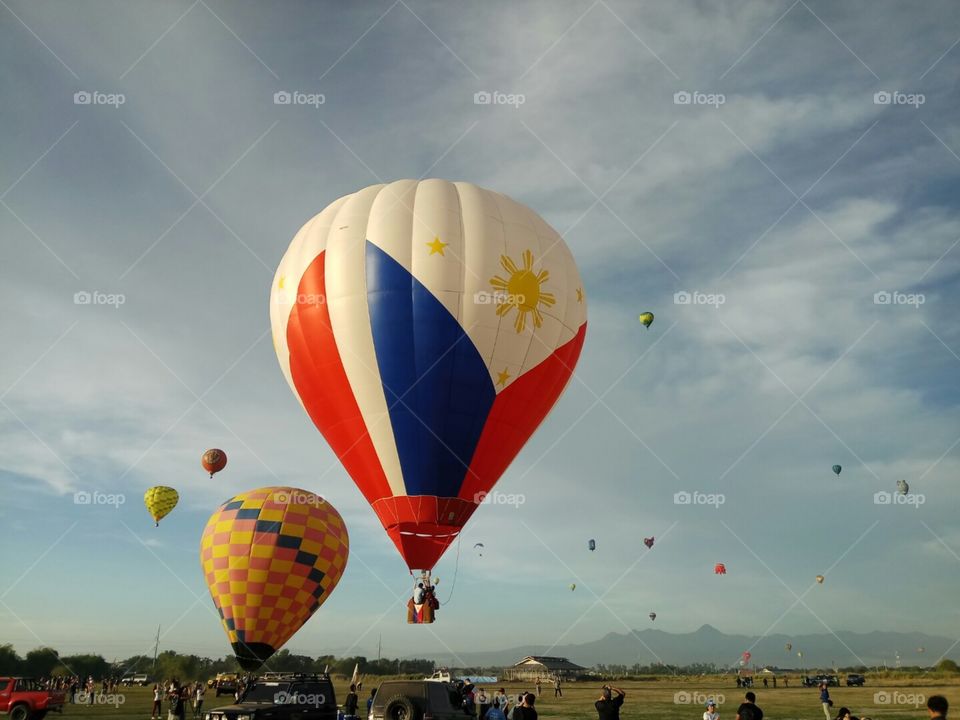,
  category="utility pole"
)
[152,625,161,677]
[377,634,381,661]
